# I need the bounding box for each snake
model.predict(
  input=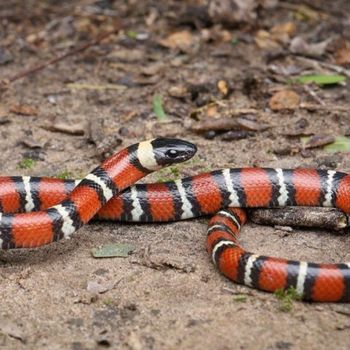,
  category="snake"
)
[0,139,350,302]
